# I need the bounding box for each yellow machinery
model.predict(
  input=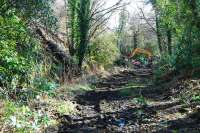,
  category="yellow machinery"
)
[128,48,152,59]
